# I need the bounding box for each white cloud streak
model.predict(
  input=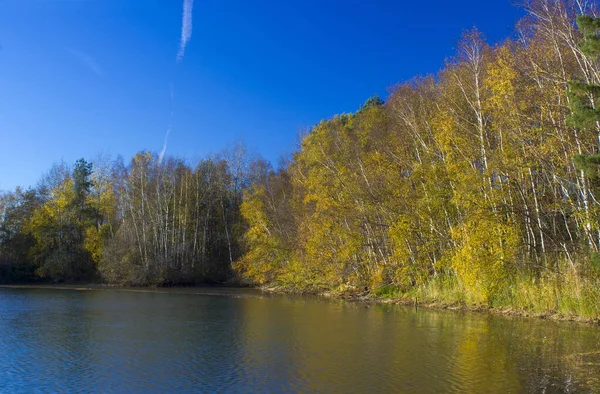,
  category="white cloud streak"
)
[176,0,194,62]
[65,47,103,76]
[158,126,171,165]
[159,84,176,165]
